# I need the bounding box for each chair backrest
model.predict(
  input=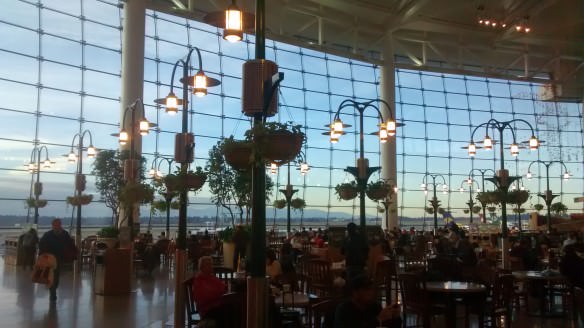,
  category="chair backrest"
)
[373,259,397,285]
[491,274,514,310]
[312,298,342,328]
[398,272,427,308]
[304,259,333,296]
[220,292,246,328]
[183,277,198,326]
